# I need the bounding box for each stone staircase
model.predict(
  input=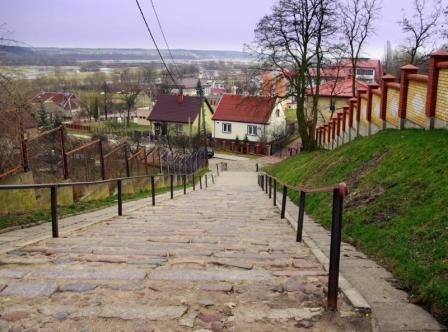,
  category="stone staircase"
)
[0,171,370,331]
